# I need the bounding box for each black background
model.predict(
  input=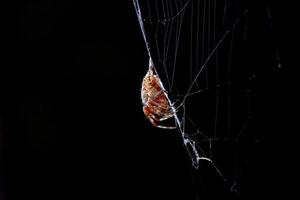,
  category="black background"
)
[1,1,296,199]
